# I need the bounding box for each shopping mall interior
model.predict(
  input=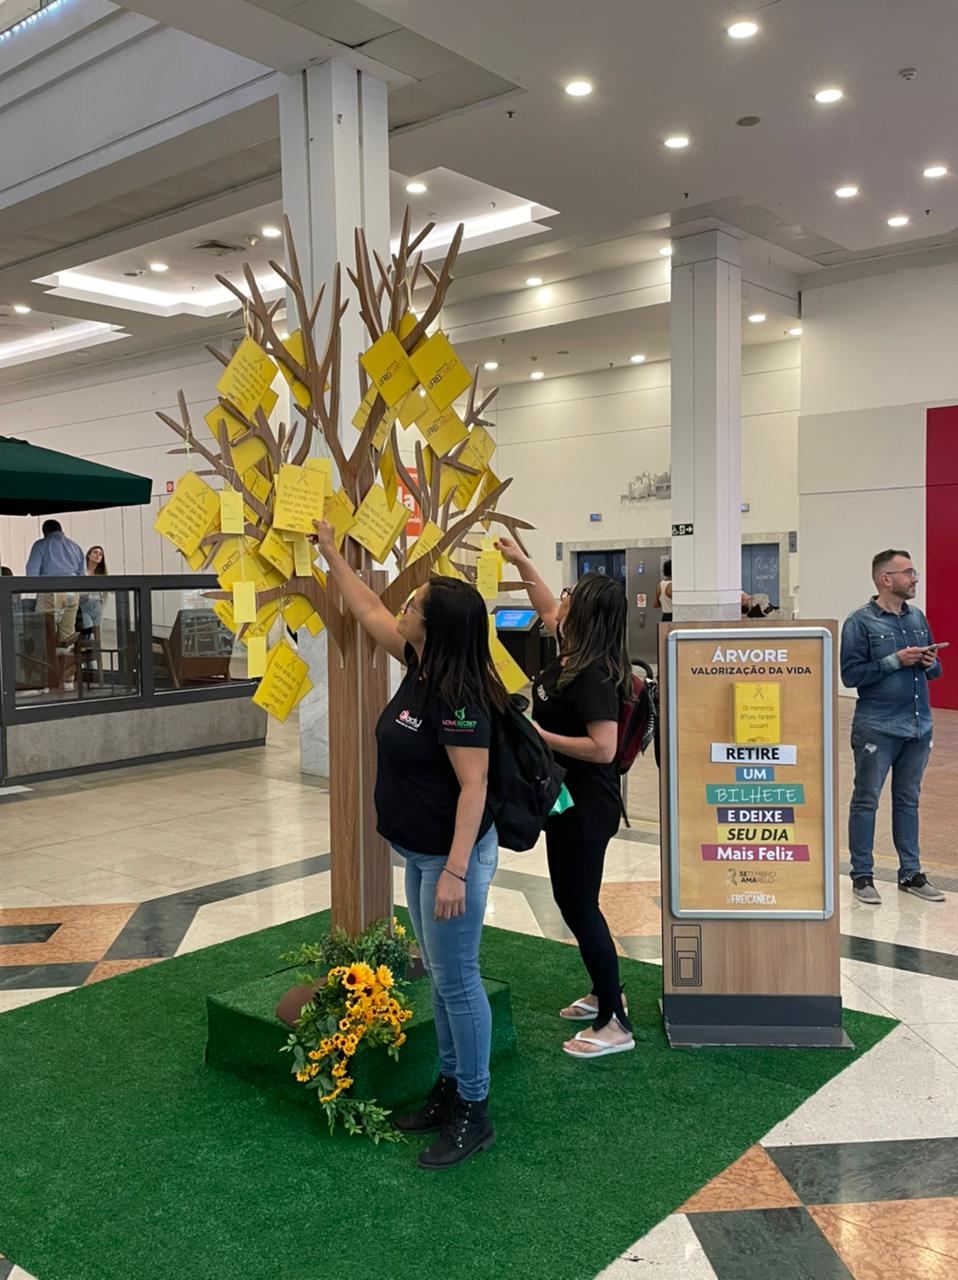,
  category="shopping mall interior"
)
[1,2,958,1277]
